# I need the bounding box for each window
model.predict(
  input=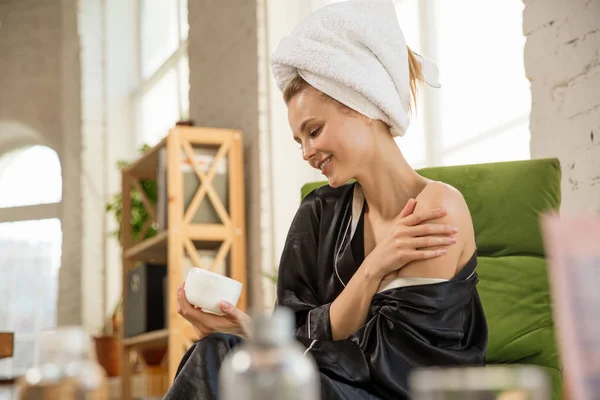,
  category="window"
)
[432,0,530,166]
[0,146,62,376]
[318,0,531,167]
[0,146,62,208]
[134,0,190,147]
